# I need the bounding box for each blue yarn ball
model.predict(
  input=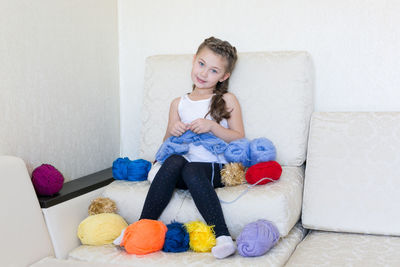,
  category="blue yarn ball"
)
[162,222,190,253]
[224,138,251,167]
[112,158,129,180]
[249,138,276,166]
[112,157,151,181]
